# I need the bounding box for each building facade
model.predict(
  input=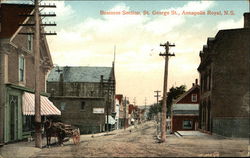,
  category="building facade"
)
[118,95,129,129]
[47,66,115,134]
[171,81,200,132]
[197,13,250,137]
[0,4,60,144]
